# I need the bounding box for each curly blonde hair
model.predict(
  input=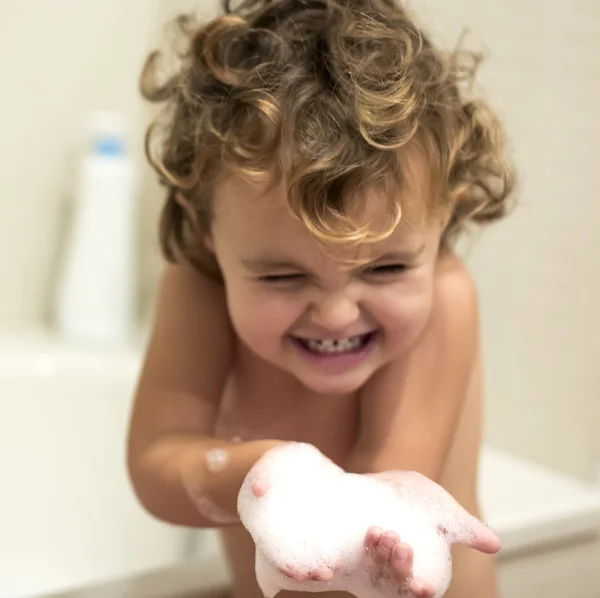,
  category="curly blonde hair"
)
[141,0,515,273]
